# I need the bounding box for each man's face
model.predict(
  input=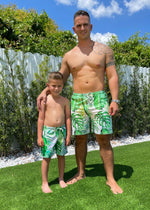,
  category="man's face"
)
[73,15,92,40]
